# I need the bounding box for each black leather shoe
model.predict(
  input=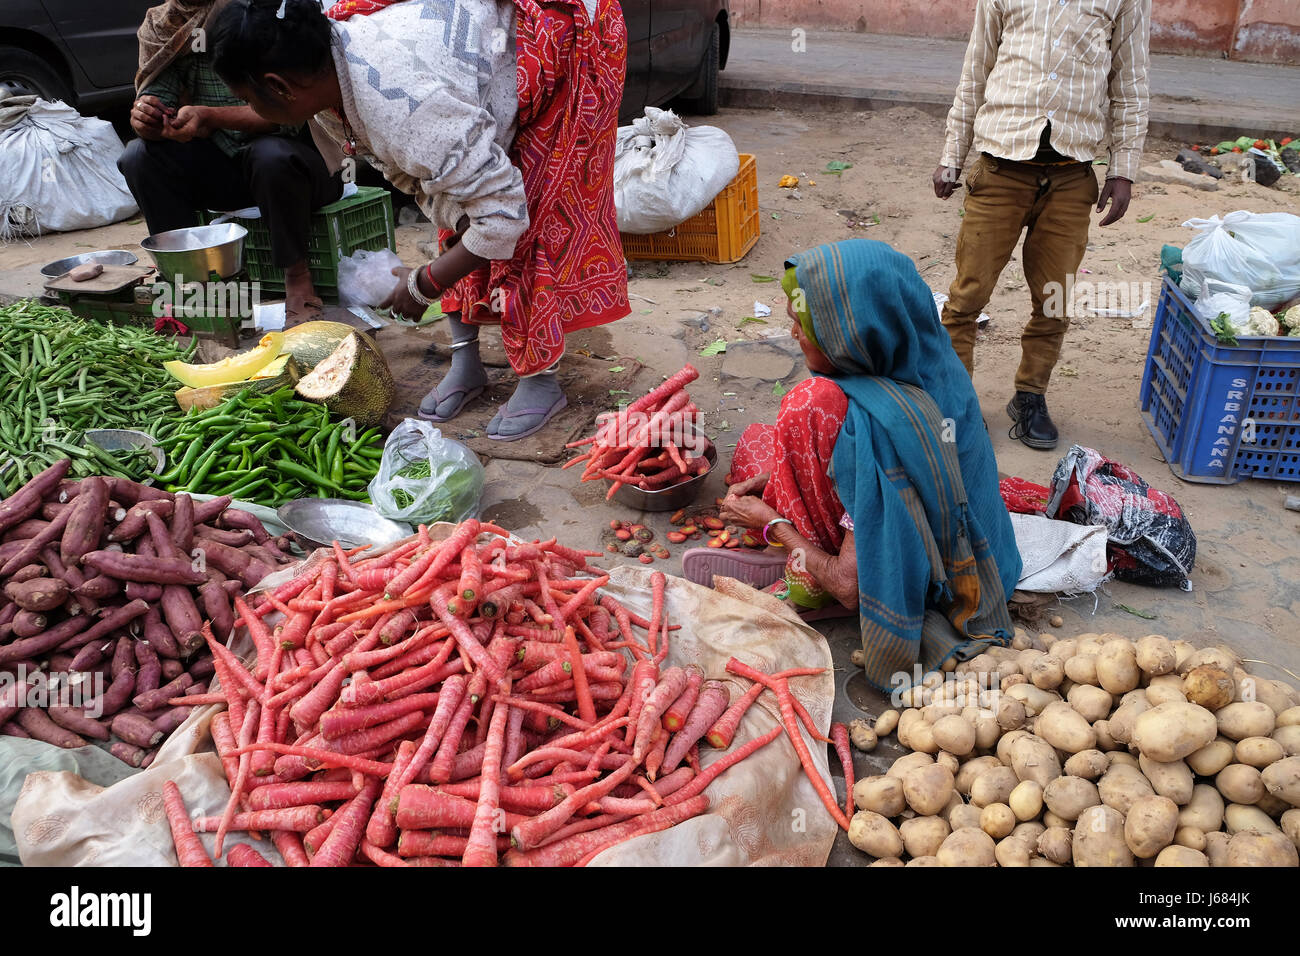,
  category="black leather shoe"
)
[1006,391,1059,450]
